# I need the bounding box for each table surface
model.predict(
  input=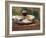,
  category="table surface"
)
[12,19,40,31]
